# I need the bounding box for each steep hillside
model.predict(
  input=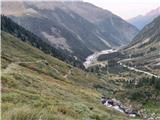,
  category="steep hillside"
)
[122,16,160,75]
[128,7,160,29]
[2,1,138,60]
[1,31,140,120]
[1,15,84,68]
[65,2,139,44]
